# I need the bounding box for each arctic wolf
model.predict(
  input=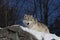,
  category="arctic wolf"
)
[23,14,50,33]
